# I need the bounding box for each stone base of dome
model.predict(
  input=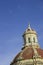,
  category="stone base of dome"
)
[11,59,43,65]
[22,45,40,50]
